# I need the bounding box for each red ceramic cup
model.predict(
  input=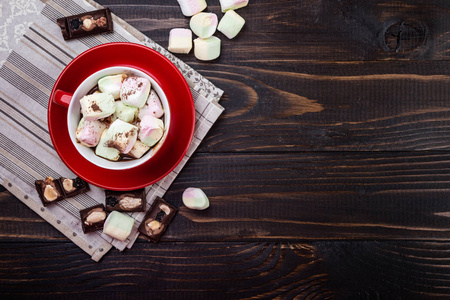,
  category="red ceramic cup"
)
[48,43,195,190]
